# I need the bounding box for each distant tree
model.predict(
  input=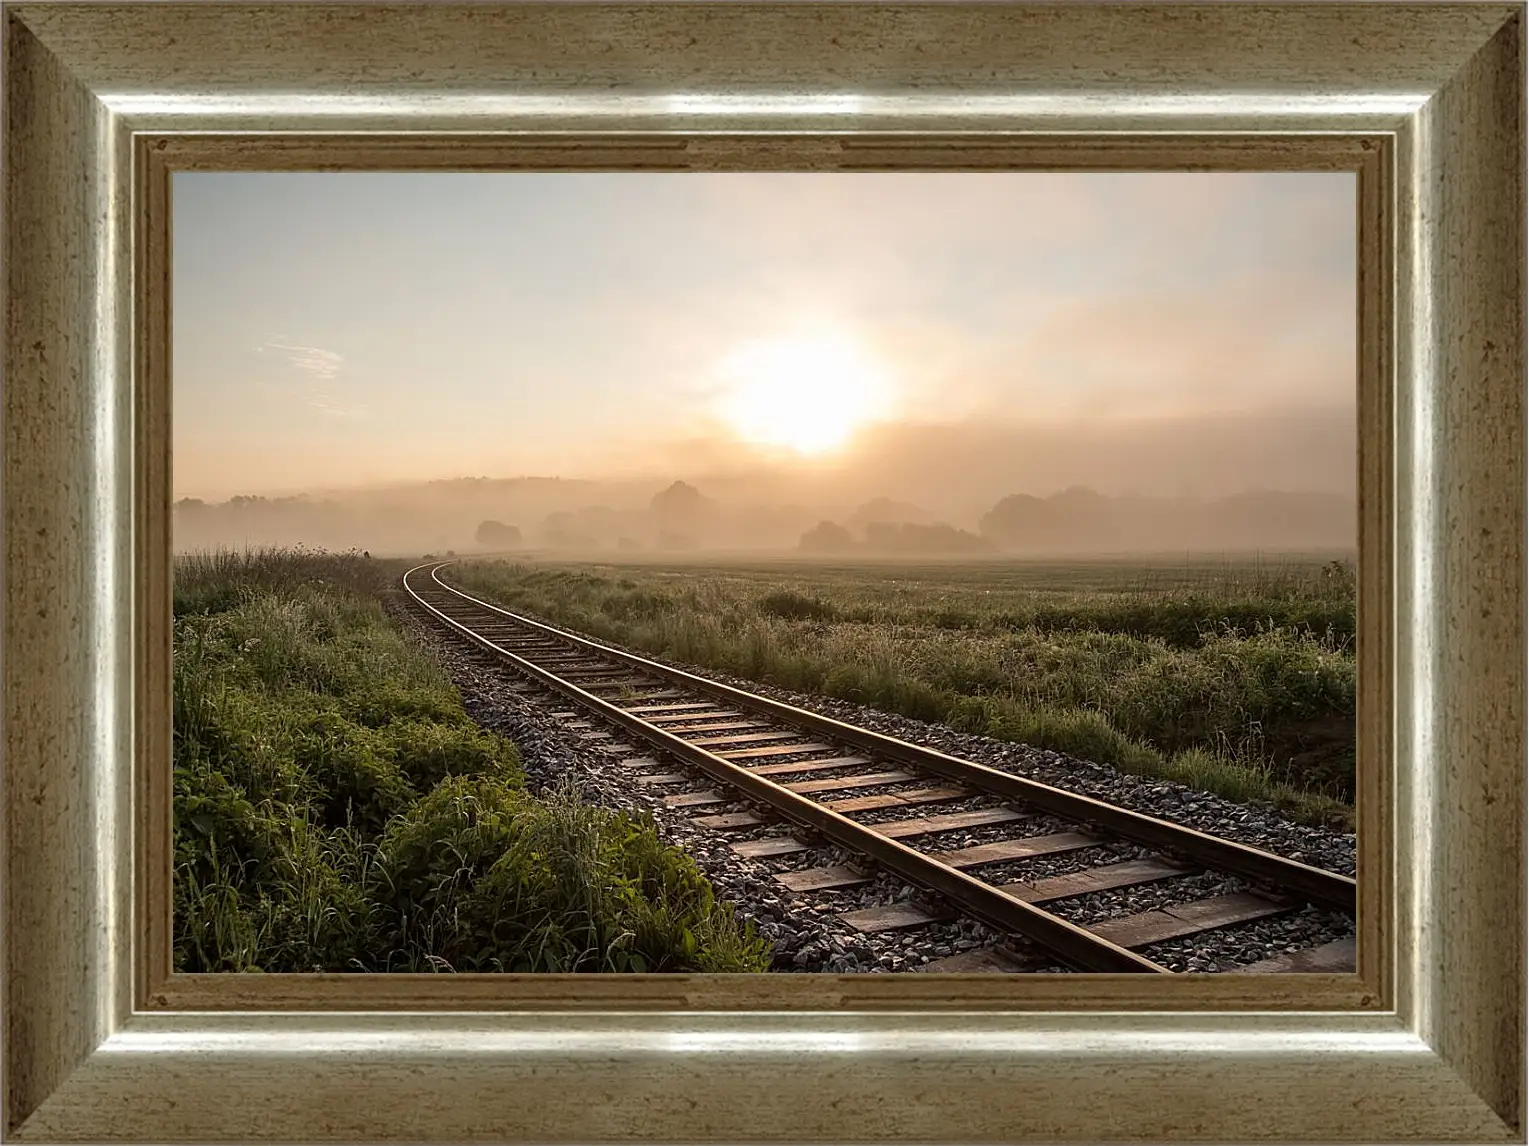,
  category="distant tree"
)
[864,521,991,555]
[980,487,1116,551]
[1049,485,1109,513]
[849,497,933,531]
[647,481,719,548]
[650,480,707,518]
[475,520,522,549]
[798,520,856,554]
[979,493,1067,549]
